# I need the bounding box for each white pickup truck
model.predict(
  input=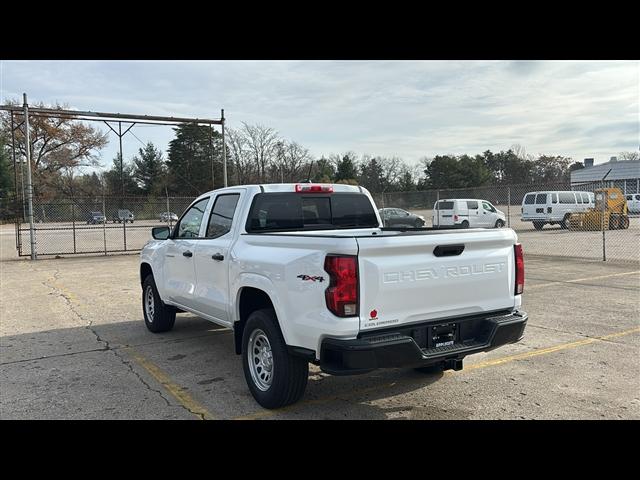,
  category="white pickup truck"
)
[140,183,527,409]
